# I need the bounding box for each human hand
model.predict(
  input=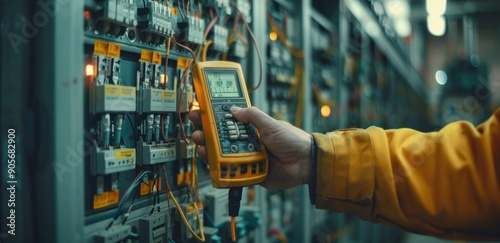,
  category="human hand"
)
[188,106,311,189]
